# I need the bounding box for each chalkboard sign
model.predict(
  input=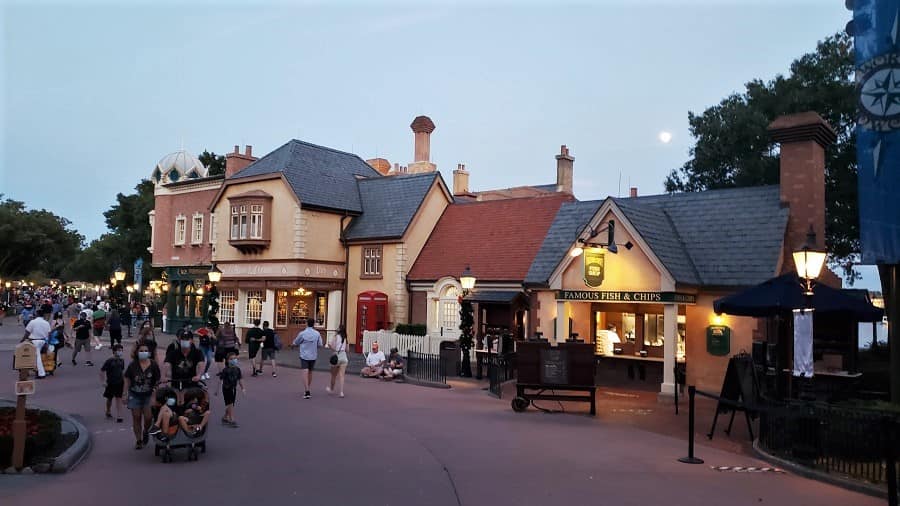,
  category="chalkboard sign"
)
[540,348,569,385]
[715,353,759,416]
